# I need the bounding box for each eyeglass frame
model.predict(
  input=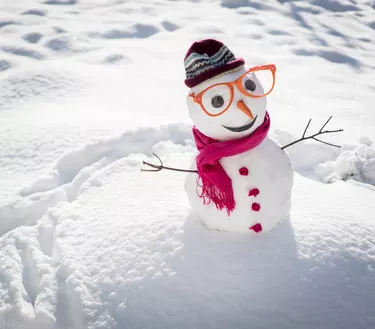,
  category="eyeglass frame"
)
[189,64,276,117]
